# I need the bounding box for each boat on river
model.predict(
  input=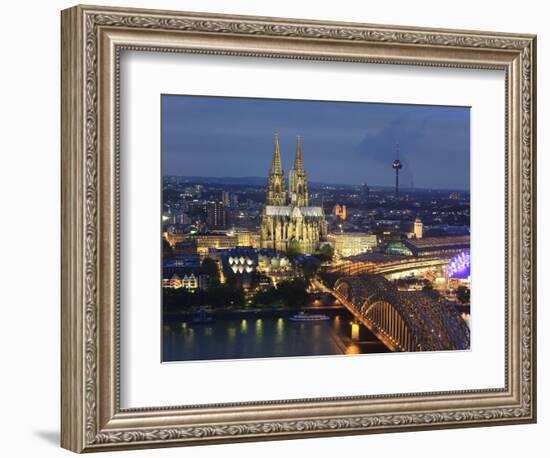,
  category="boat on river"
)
[289,312,330,322]
[191,307,214,324]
